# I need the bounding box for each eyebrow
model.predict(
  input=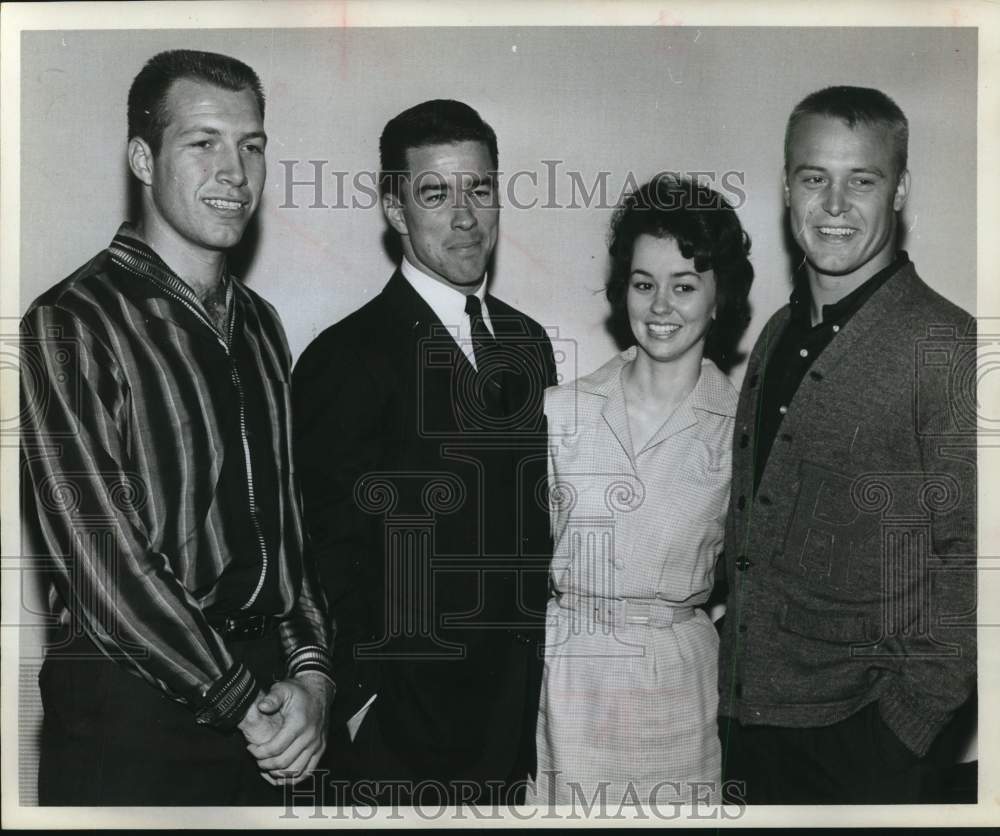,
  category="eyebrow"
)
[178,126,268,143]
[793,163,885,177]
[463,174,494,189]
[629,268,702,280]
[416,174,494,194]
[416,180,448,196]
